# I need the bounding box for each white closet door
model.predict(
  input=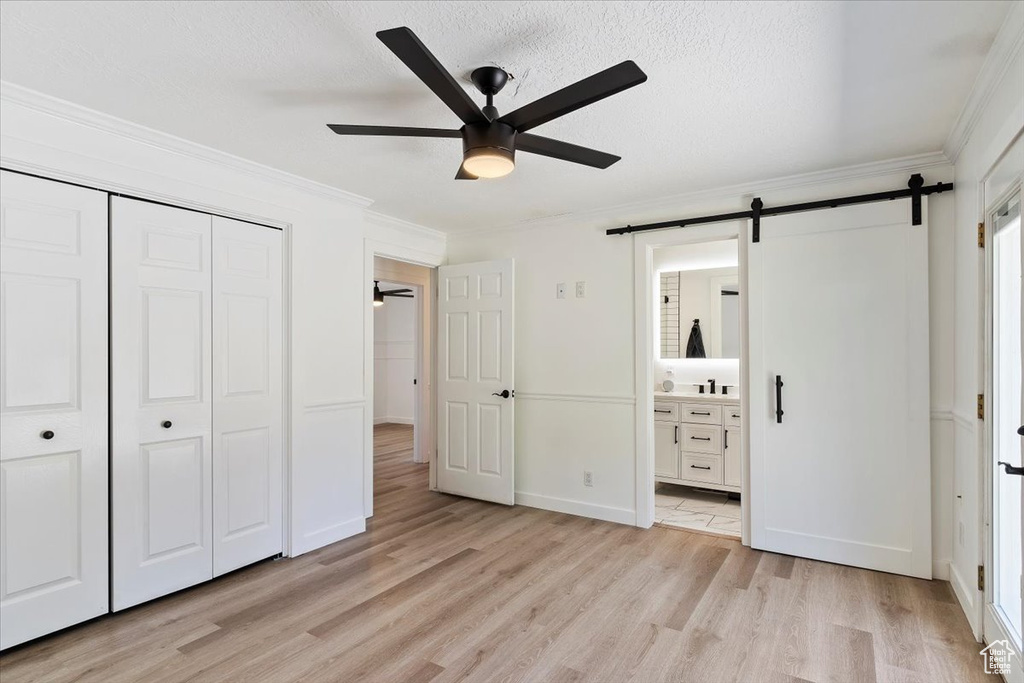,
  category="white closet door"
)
[111,198,213,610]
[212,217,283,576]
[748,198,931,578]
[0,171,108,649]
[437,259,515,505]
